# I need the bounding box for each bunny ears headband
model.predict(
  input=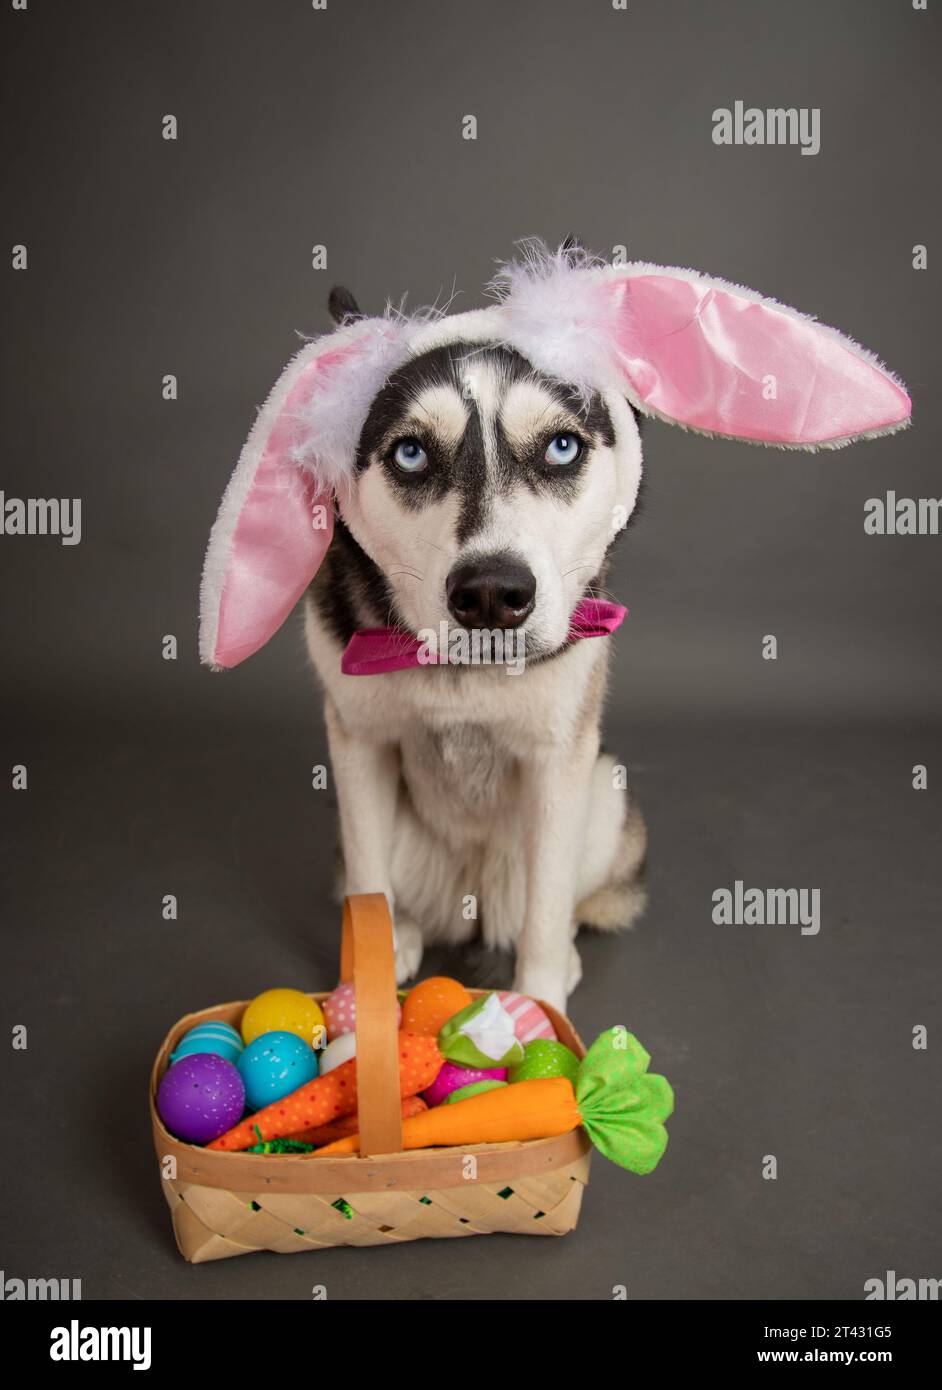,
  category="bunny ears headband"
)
[200,244,911,671]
